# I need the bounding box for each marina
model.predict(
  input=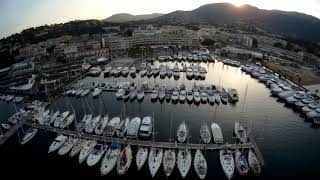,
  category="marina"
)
[0,57,318,179]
